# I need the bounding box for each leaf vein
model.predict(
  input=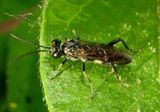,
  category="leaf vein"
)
[66,0,93,28]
